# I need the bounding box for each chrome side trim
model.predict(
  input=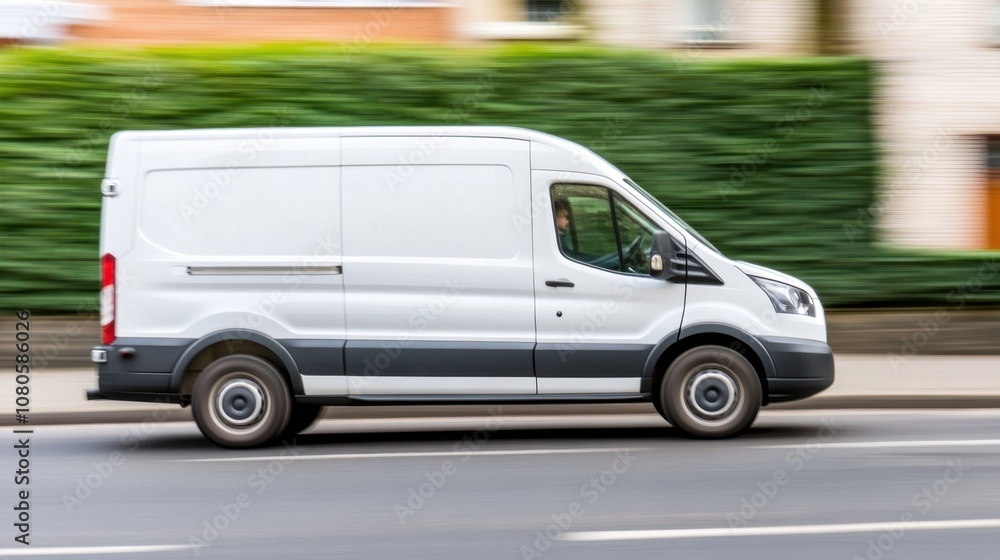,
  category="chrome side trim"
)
[186,266,342,276]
